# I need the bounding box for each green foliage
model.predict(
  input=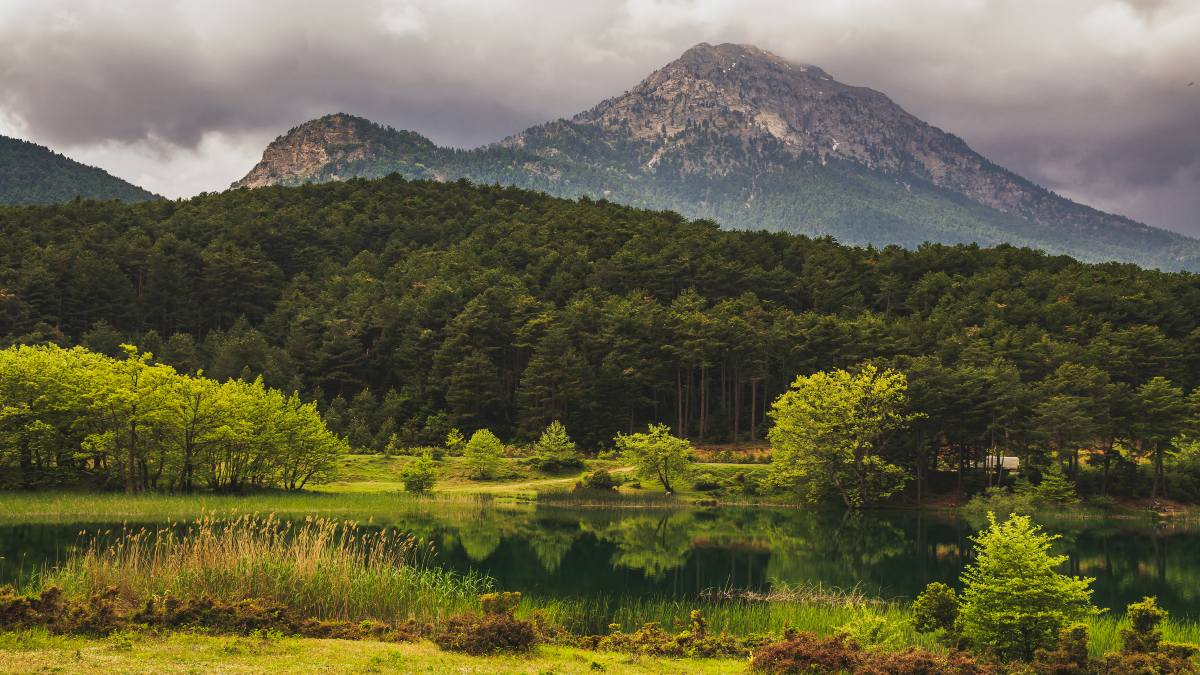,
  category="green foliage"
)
[0,344,345,492]
[444,428,466,457]
[768,365,918,508]
[1032,623,1091,673]
[615,423,694,492]
[0,134,159,205]
[4,175,1200,500]
[463,429,504,479]
[1122,596,1169,654]
[1030,467,1080,505]
[958,513,1098,661]
[578,469,619,491]
[398,454,437,493]
[912,582,959,637]
[593,610,748,658]
[1098,597,1200,674]
[529,421,584,472]
[836,612,906,650]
